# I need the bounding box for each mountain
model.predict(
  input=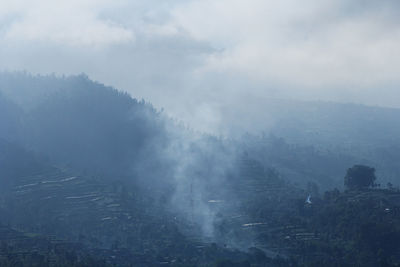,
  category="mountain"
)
[1,72,400,266]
